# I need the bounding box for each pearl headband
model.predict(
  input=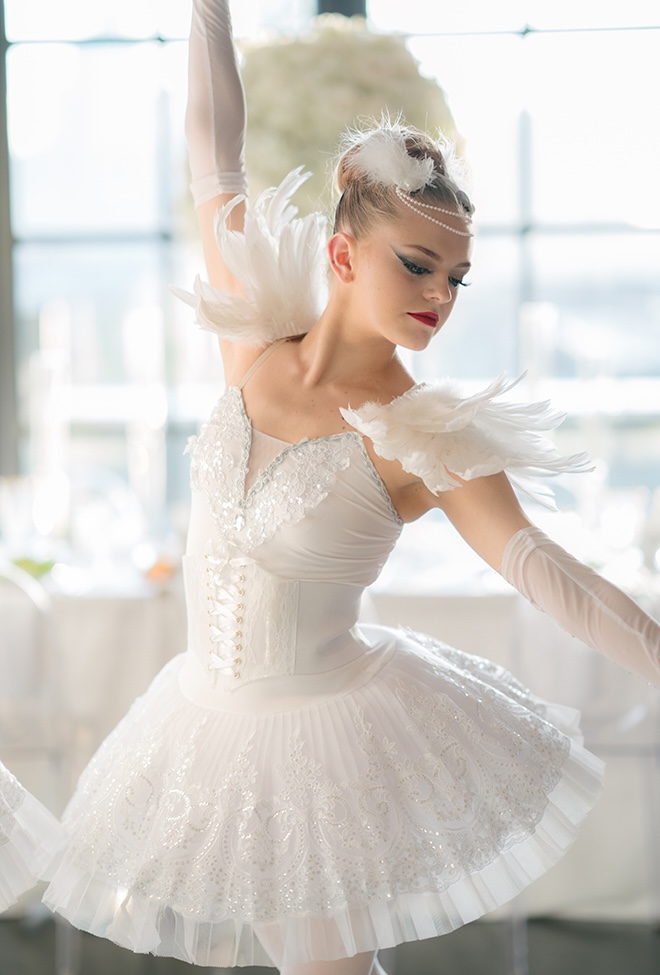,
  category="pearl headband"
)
[394,186,472,237]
